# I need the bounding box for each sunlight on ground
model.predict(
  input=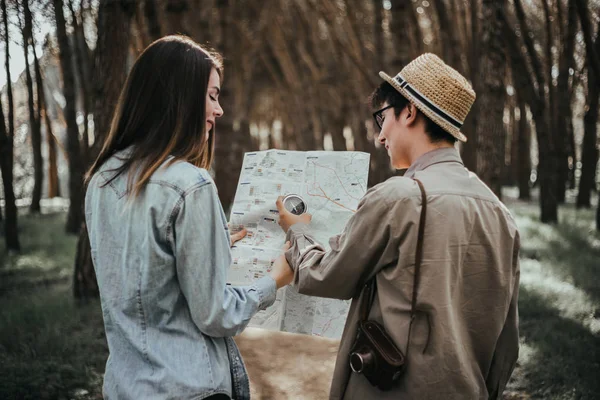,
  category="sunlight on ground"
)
[520,259,599,334]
